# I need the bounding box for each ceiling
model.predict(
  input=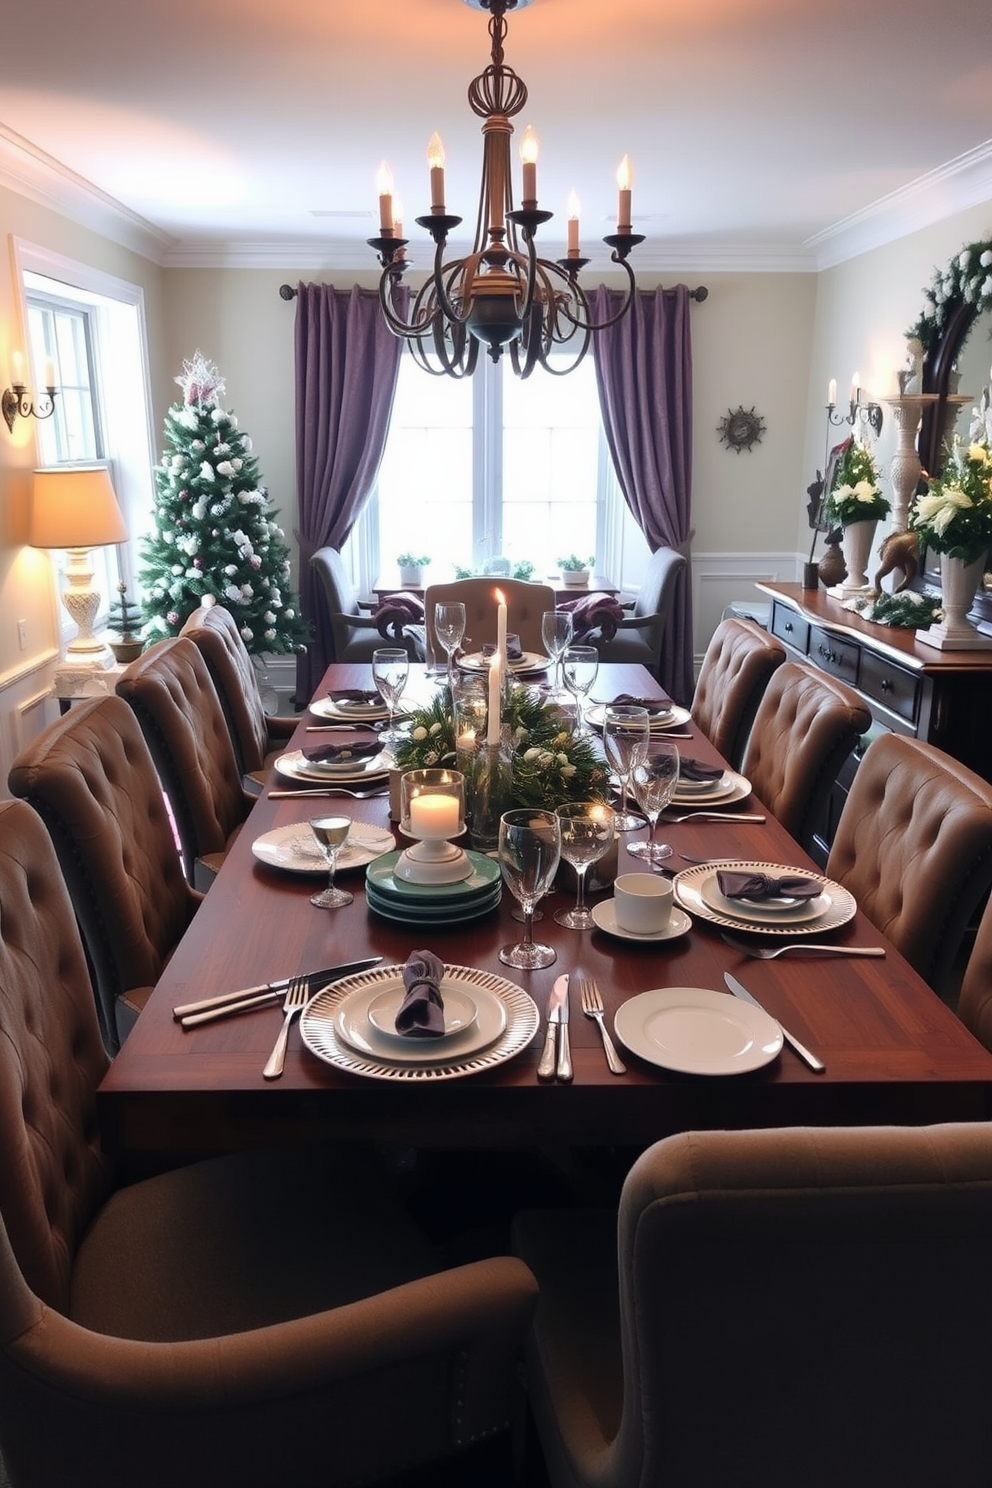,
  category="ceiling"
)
[2,0,992,273]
